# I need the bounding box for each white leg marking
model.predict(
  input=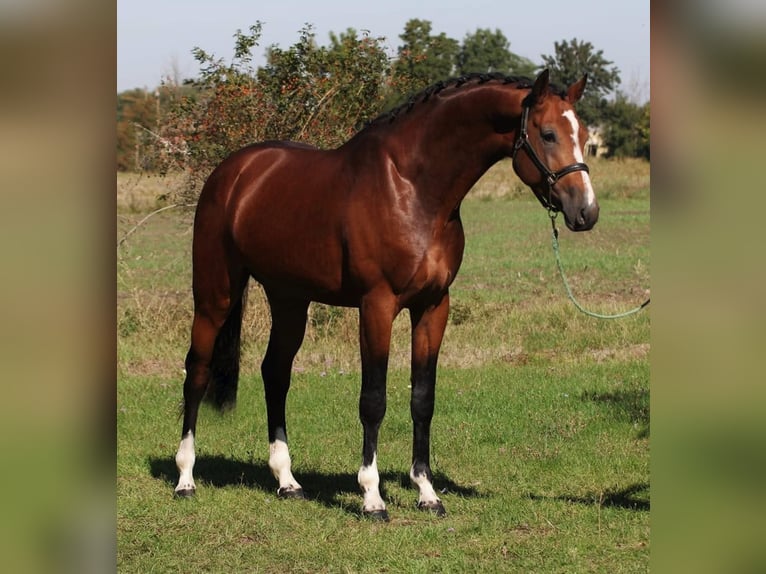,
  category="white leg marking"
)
[562,109,596,206]
[175,431,196,493]
[410,465,441,506]
[358,454,386,512]
[268,430,302,493]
